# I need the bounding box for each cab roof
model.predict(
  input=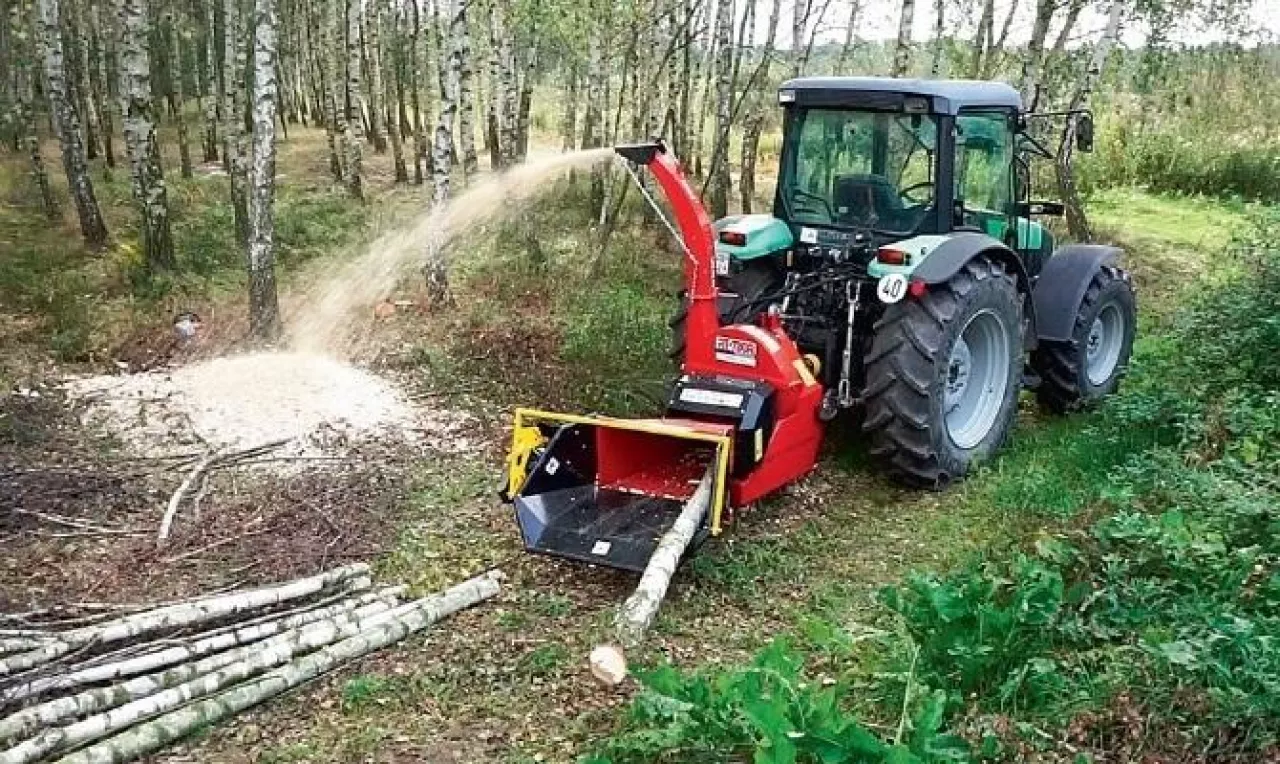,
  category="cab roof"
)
[778,77,1022,115]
